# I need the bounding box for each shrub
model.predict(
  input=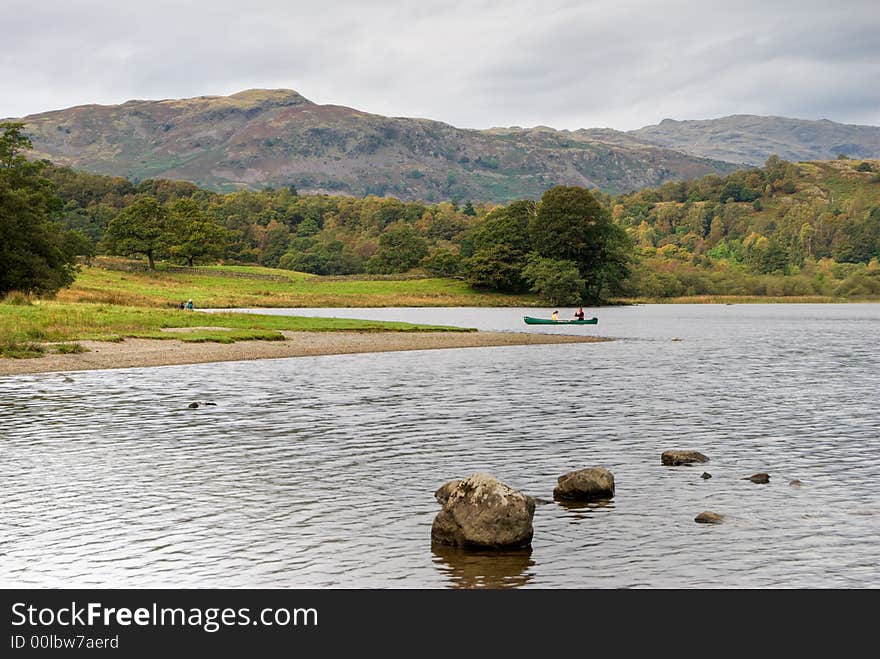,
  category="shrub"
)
[2,291,33,306]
